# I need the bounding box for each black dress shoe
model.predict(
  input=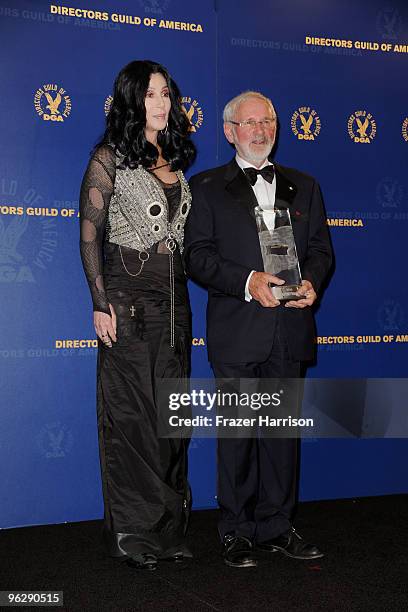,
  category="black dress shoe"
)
[161,545,193,563]
[257,527,324,560]
[162,552,192,563]
[126,553,158,570]
[222,534,257,568]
